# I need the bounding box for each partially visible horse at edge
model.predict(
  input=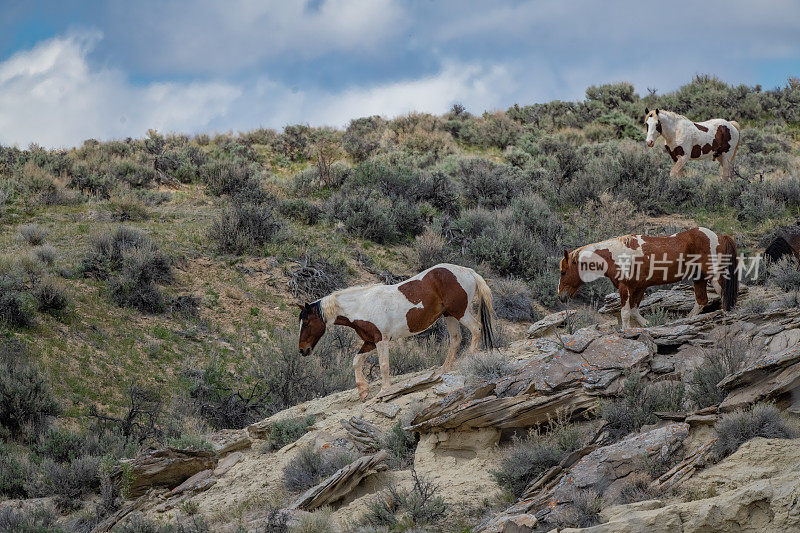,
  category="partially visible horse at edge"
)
[558,227,739,329]
[298,263,495,401]
[645,108,740,180]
